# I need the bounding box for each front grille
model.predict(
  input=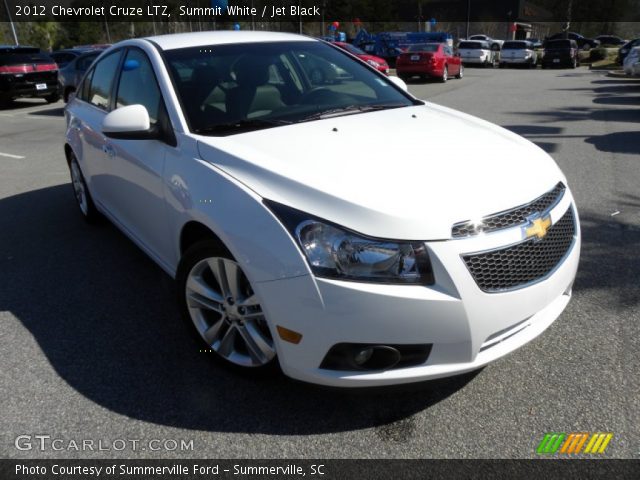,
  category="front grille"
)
[452,183,565,238]
[462,207,576,292]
